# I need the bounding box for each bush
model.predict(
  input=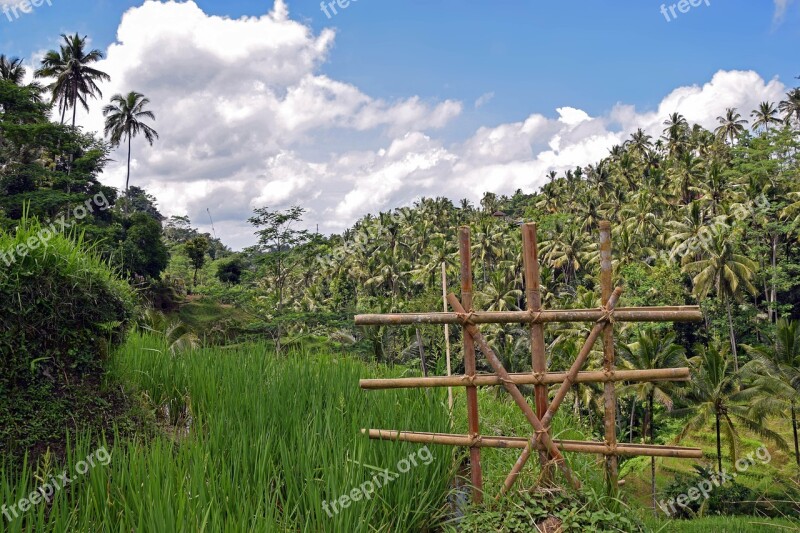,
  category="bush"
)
[0,216,136,458]
[662,466,757,518]
[453,489,643,532]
